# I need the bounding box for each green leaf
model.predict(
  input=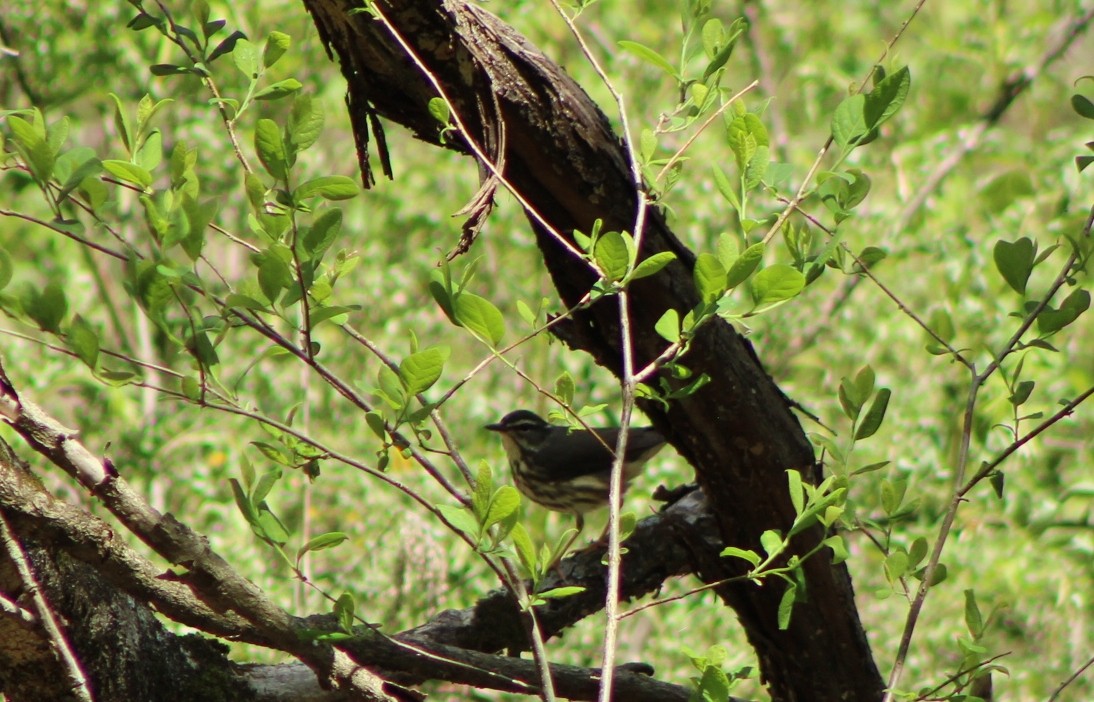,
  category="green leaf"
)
[885,550,909,581]
[750,264,805,311]
[252,468,282,504]
[232,38,259,77]
[399,346,450,395]
[825,534,849,564]
[701,17,724,59]
[654,308,680,342]
[254,79,303,101]
[108,93,133,153]
[149,63,199,76]
[744,144,769,192]
[333,592,355,633]
[229,478,260,526]
[907,538,928,567]
[263,31,291,67]
[257,254,292,305]
[831,94,869,149]
[7,114,55,184]
[428,97,450,125]
[452,293,505,346]
[851,365,875,404]
[1008,380,1034,407]
[301,208,342,259]
[759,529,783,557]
[287,94,325,153]
[484,486,520,530]
[925,307,955,355]
[472,462,493,521]
[297,531,349,559]
[854,388,891,440]
[102,159,153,189]
[964,589,984,637]
[0,247,11,291]
[693,252,727,303]
[376,365,406,411]
[364,411,386,440]
[1037,289,1089,335]
[294,176,358,201]
[701,17,744,80]
[66,315,100,370]
[56,154,102,204]
[254,119,288,180]
[135,128,162,171]
[720,546,761,566]
[777,582,797,630]
[617,40,680,80]
[855,246,888,270]
[924,562,948,586]
[863,66,911,131]
[630,251,676,280]
[818,169,871,222]
[726,242,763,288]
[851,460,890,476]
[787,469,804,516]
[509,522,536,573]
[593,230,631,282]
[536,586,586,600]
[711,164,741,210]
[180,197,216,261]
[555,371,575,406]
[993,238,1035,295]
[695,664,731,702]
[880,478,907,516]
[437,504,479,538]
[639,129,657,162]
[1072,94,1094,119]
[23,282,67,333]
[727,113,768,175]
